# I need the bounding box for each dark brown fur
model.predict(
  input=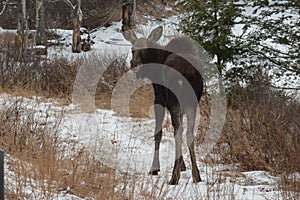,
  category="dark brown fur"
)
[123,27,203,185]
